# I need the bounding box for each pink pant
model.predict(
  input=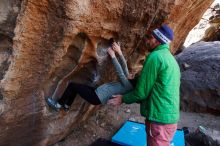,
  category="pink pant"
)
[146,120,177,146]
